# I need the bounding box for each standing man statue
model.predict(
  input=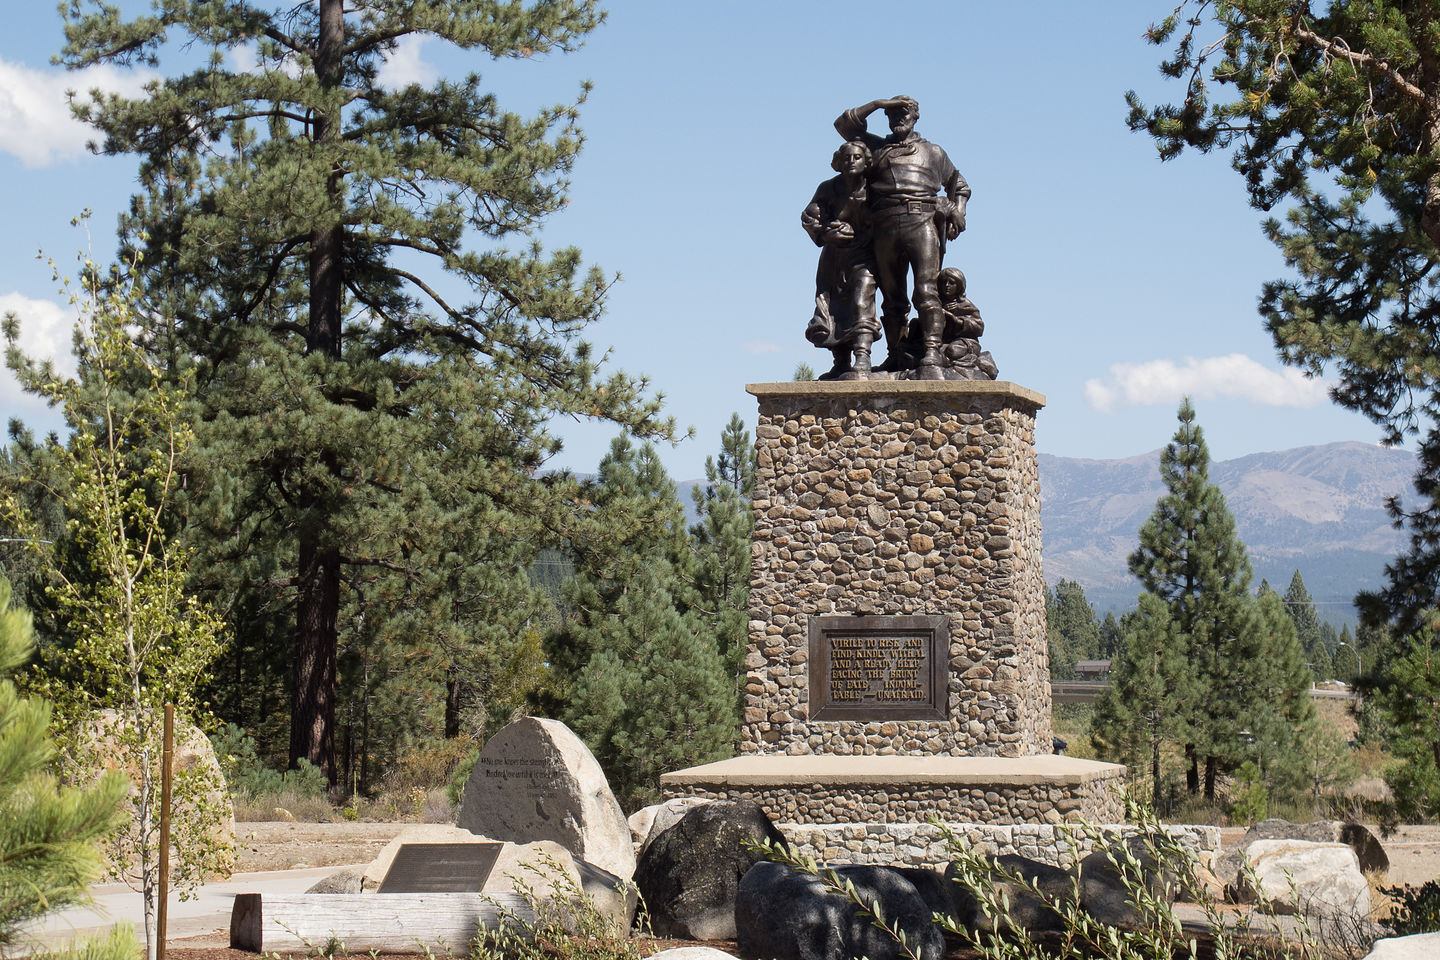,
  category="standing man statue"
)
[834,96,969,379]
